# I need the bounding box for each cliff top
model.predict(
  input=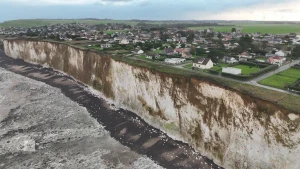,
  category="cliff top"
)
[4,38,300,114]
